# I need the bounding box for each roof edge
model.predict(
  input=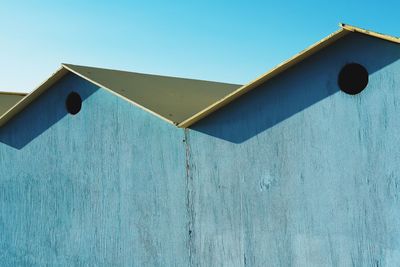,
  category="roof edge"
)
[179,23,400,128]
[340,23,400,44]
[1,24,397,129]
[0,63,240,129]
[0,67,69,127]
[0,64,184,128]
[177,28,349,128]
[61,63,178,126]
[0,91,28,96]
